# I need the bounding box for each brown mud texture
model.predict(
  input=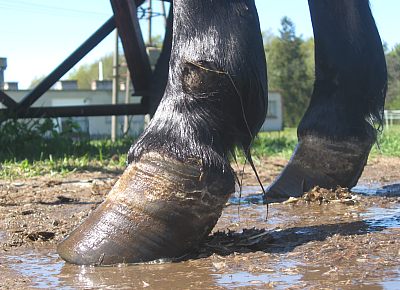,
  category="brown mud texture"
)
[0,156,399,289]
